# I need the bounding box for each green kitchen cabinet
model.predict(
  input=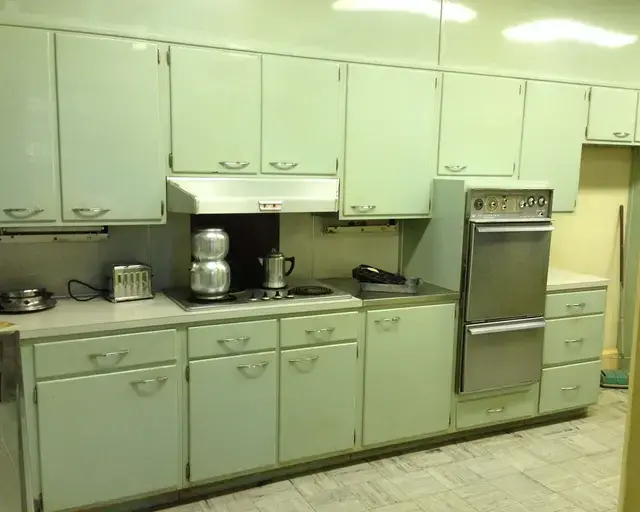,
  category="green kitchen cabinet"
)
[342,64,440,218]
[439,73,525,177]
[586,86,637,143]
[56,34,164,223]
[0,27,58,224]
[169,46,261,174]
[262,55,343,176]
[37,366,179,512]
[188,352,277,482]
[279,343,357,462]
[519,81,589,212]
[363,303,456,446]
